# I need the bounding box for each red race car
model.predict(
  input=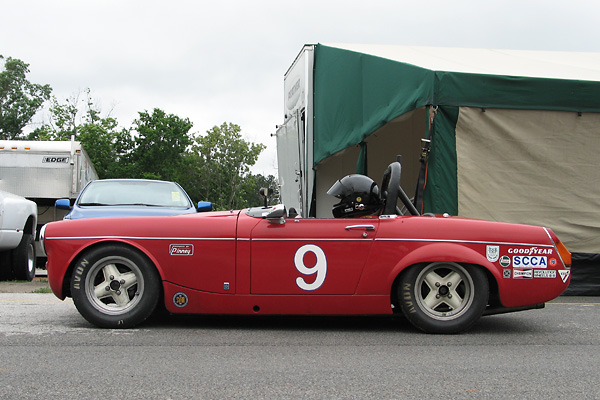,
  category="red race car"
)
[40,163,571,333]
